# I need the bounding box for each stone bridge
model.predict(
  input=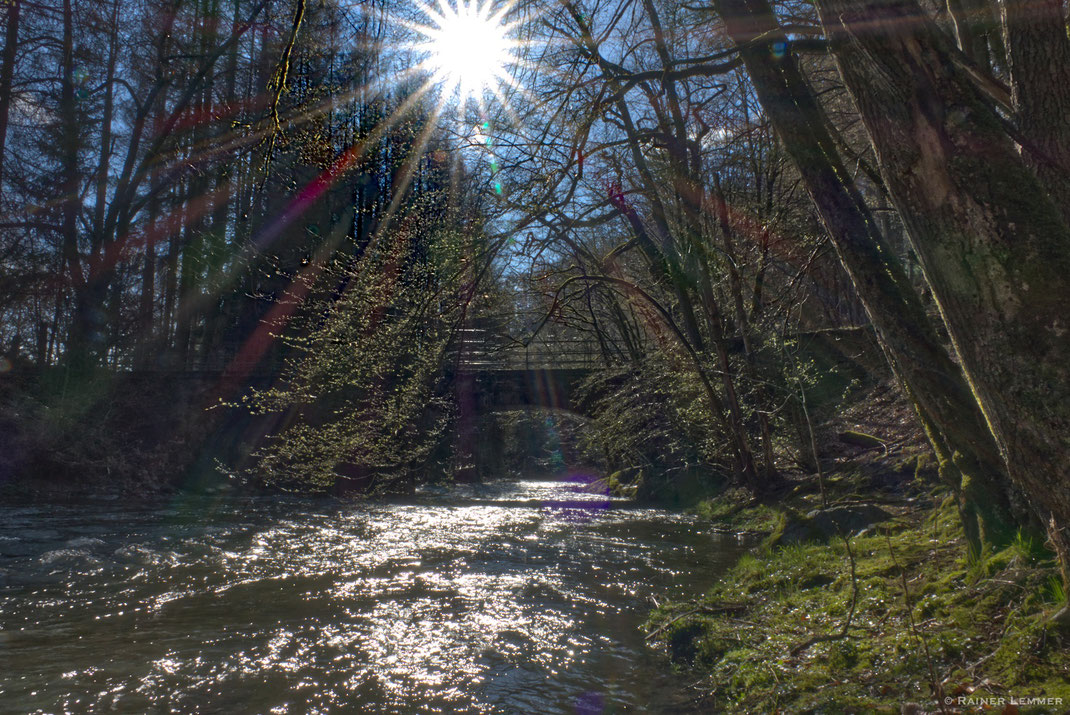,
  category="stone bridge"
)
[449,326,601,415]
